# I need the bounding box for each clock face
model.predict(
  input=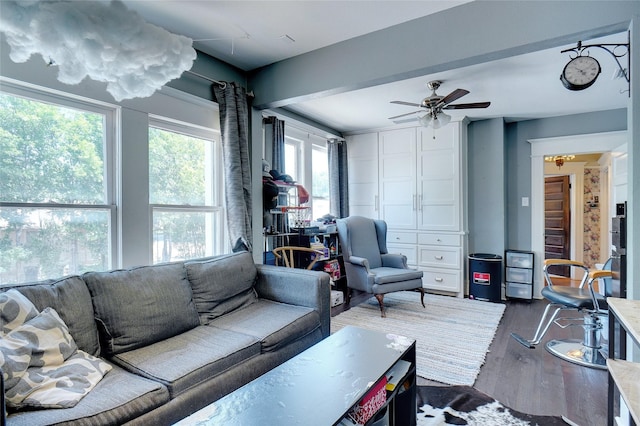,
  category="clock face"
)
[560,56,601,91]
